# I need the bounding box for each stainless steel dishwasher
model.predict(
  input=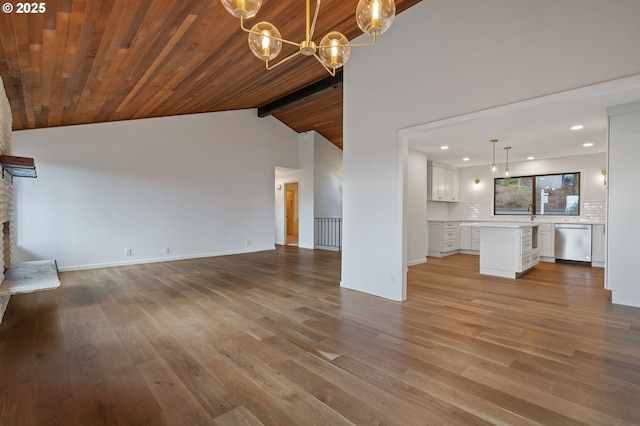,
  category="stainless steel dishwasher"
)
[555,224,592,265]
